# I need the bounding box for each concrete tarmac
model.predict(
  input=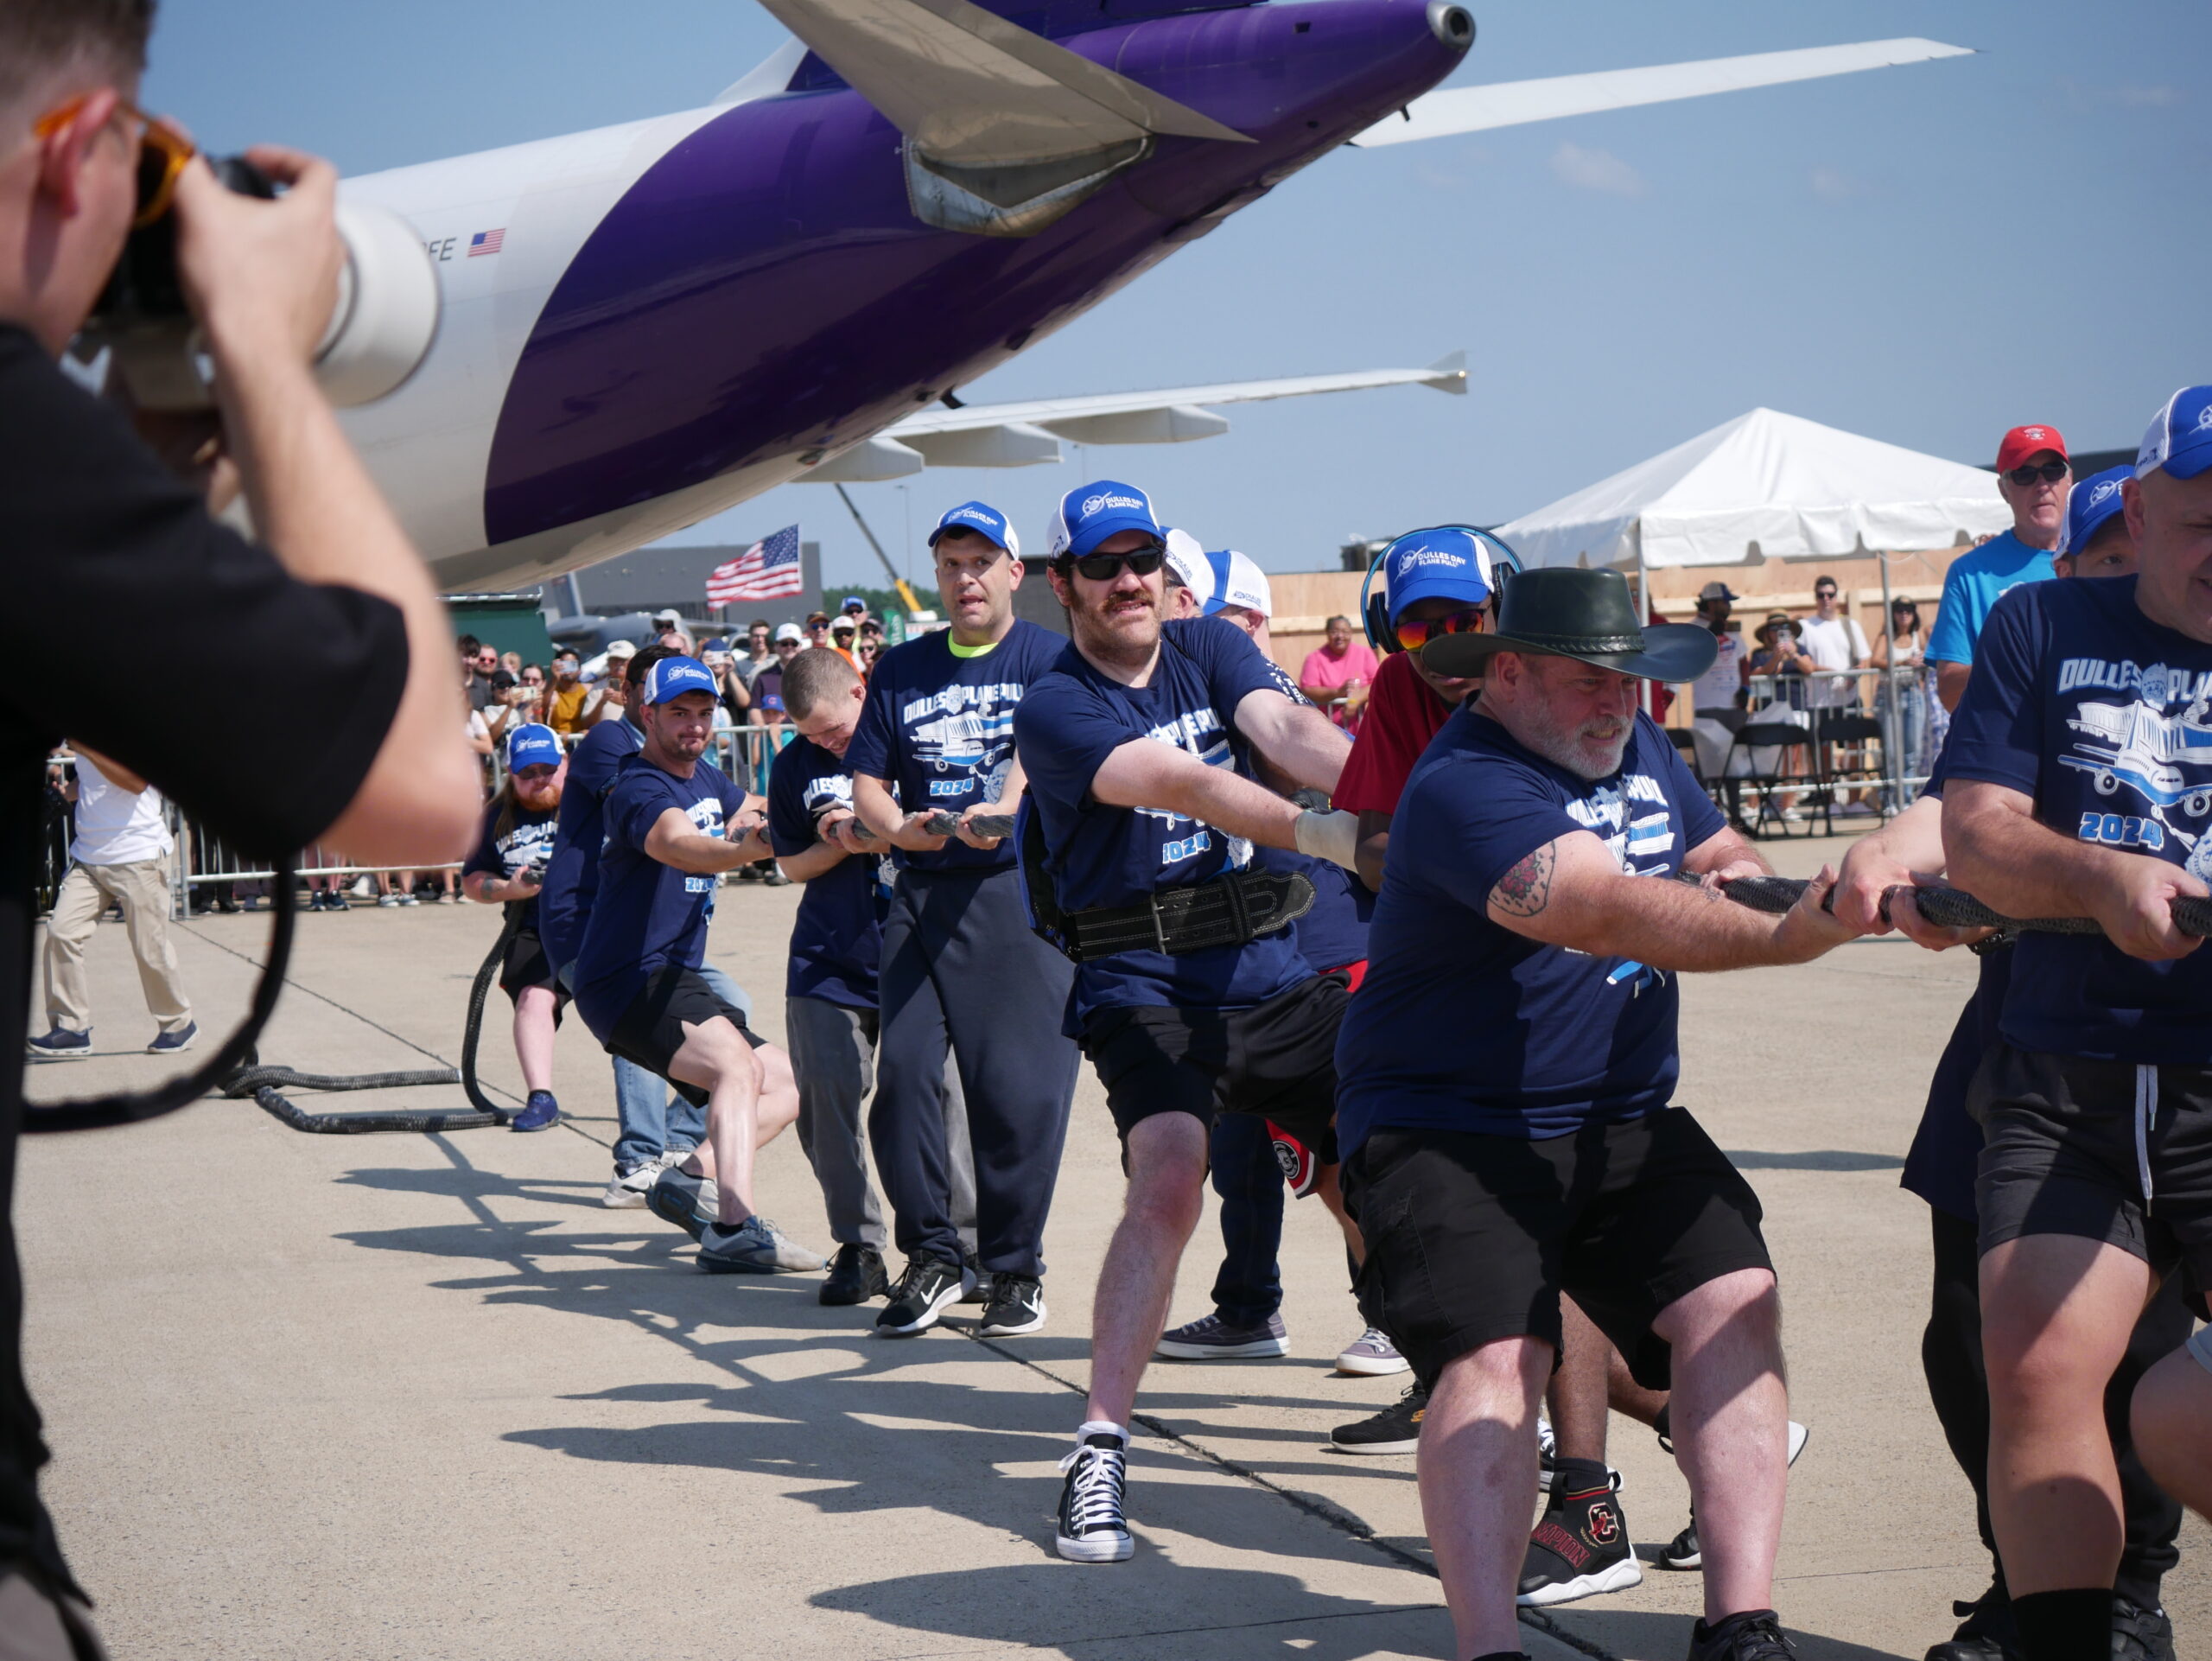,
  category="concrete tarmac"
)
[18,839,2207,1661]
